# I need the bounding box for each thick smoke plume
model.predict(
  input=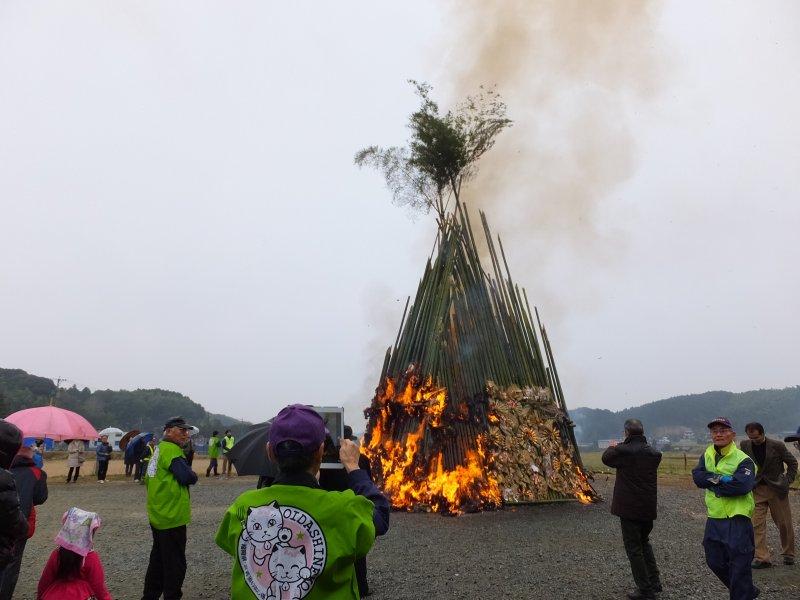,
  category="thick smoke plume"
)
[356,2,664,422]
[442,0,664,315]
